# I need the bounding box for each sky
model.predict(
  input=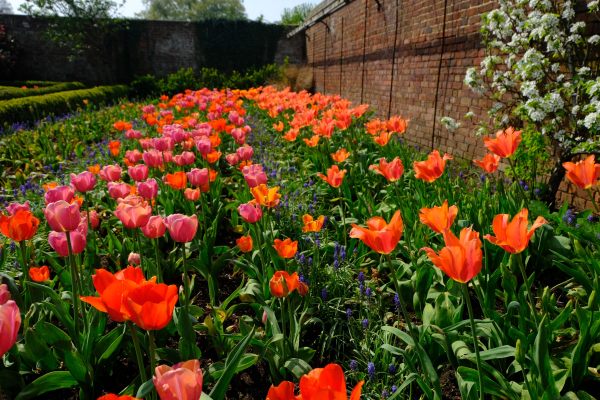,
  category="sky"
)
[5,0,322,22]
